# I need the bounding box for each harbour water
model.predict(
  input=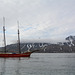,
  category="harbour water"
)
[0,53,75,75]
